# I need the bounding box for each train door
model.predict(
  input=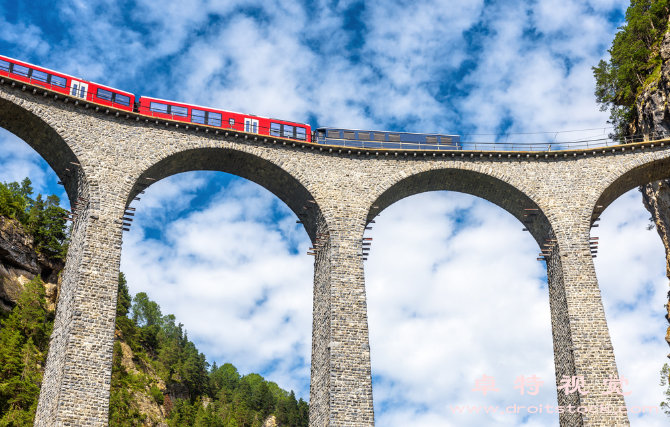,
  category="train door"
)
[70,80,88,99]
[244,118,259,133]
